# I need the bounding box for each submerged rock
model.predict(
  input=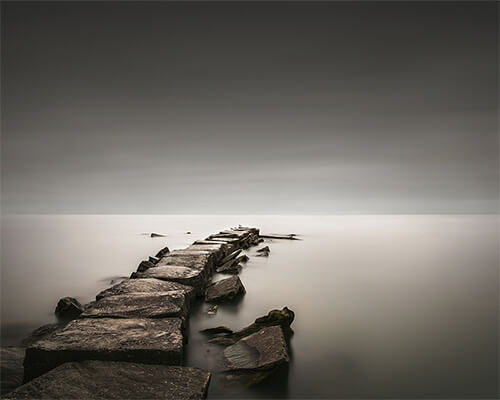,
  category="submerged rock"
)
[54,297,83,320]
[21,324,63,347]
[200,326,233,335]
[205,276,245,303]
[215,259,241,274]
[81,292,189,319]
[208,307,295,345]
[95,278,194,301]
[24,318,184,381]
[6,361,211,400]
[1,347,25,396]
